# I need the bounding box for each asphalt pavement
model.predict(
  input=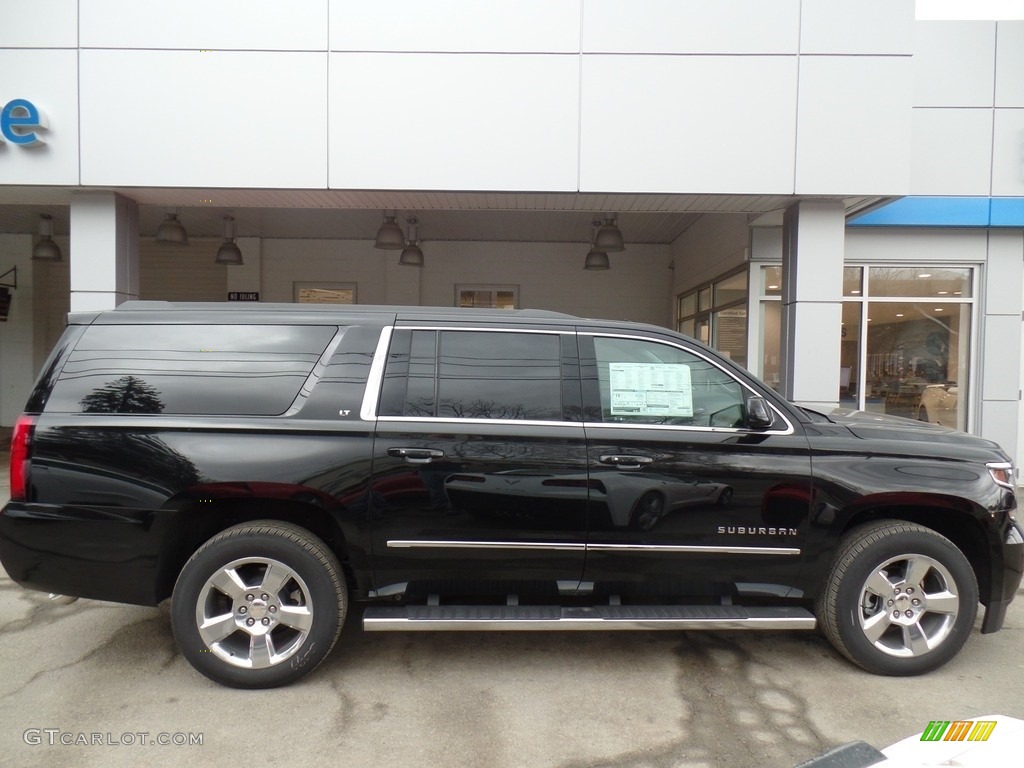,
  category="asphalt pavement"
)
[1,446,1021,768]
